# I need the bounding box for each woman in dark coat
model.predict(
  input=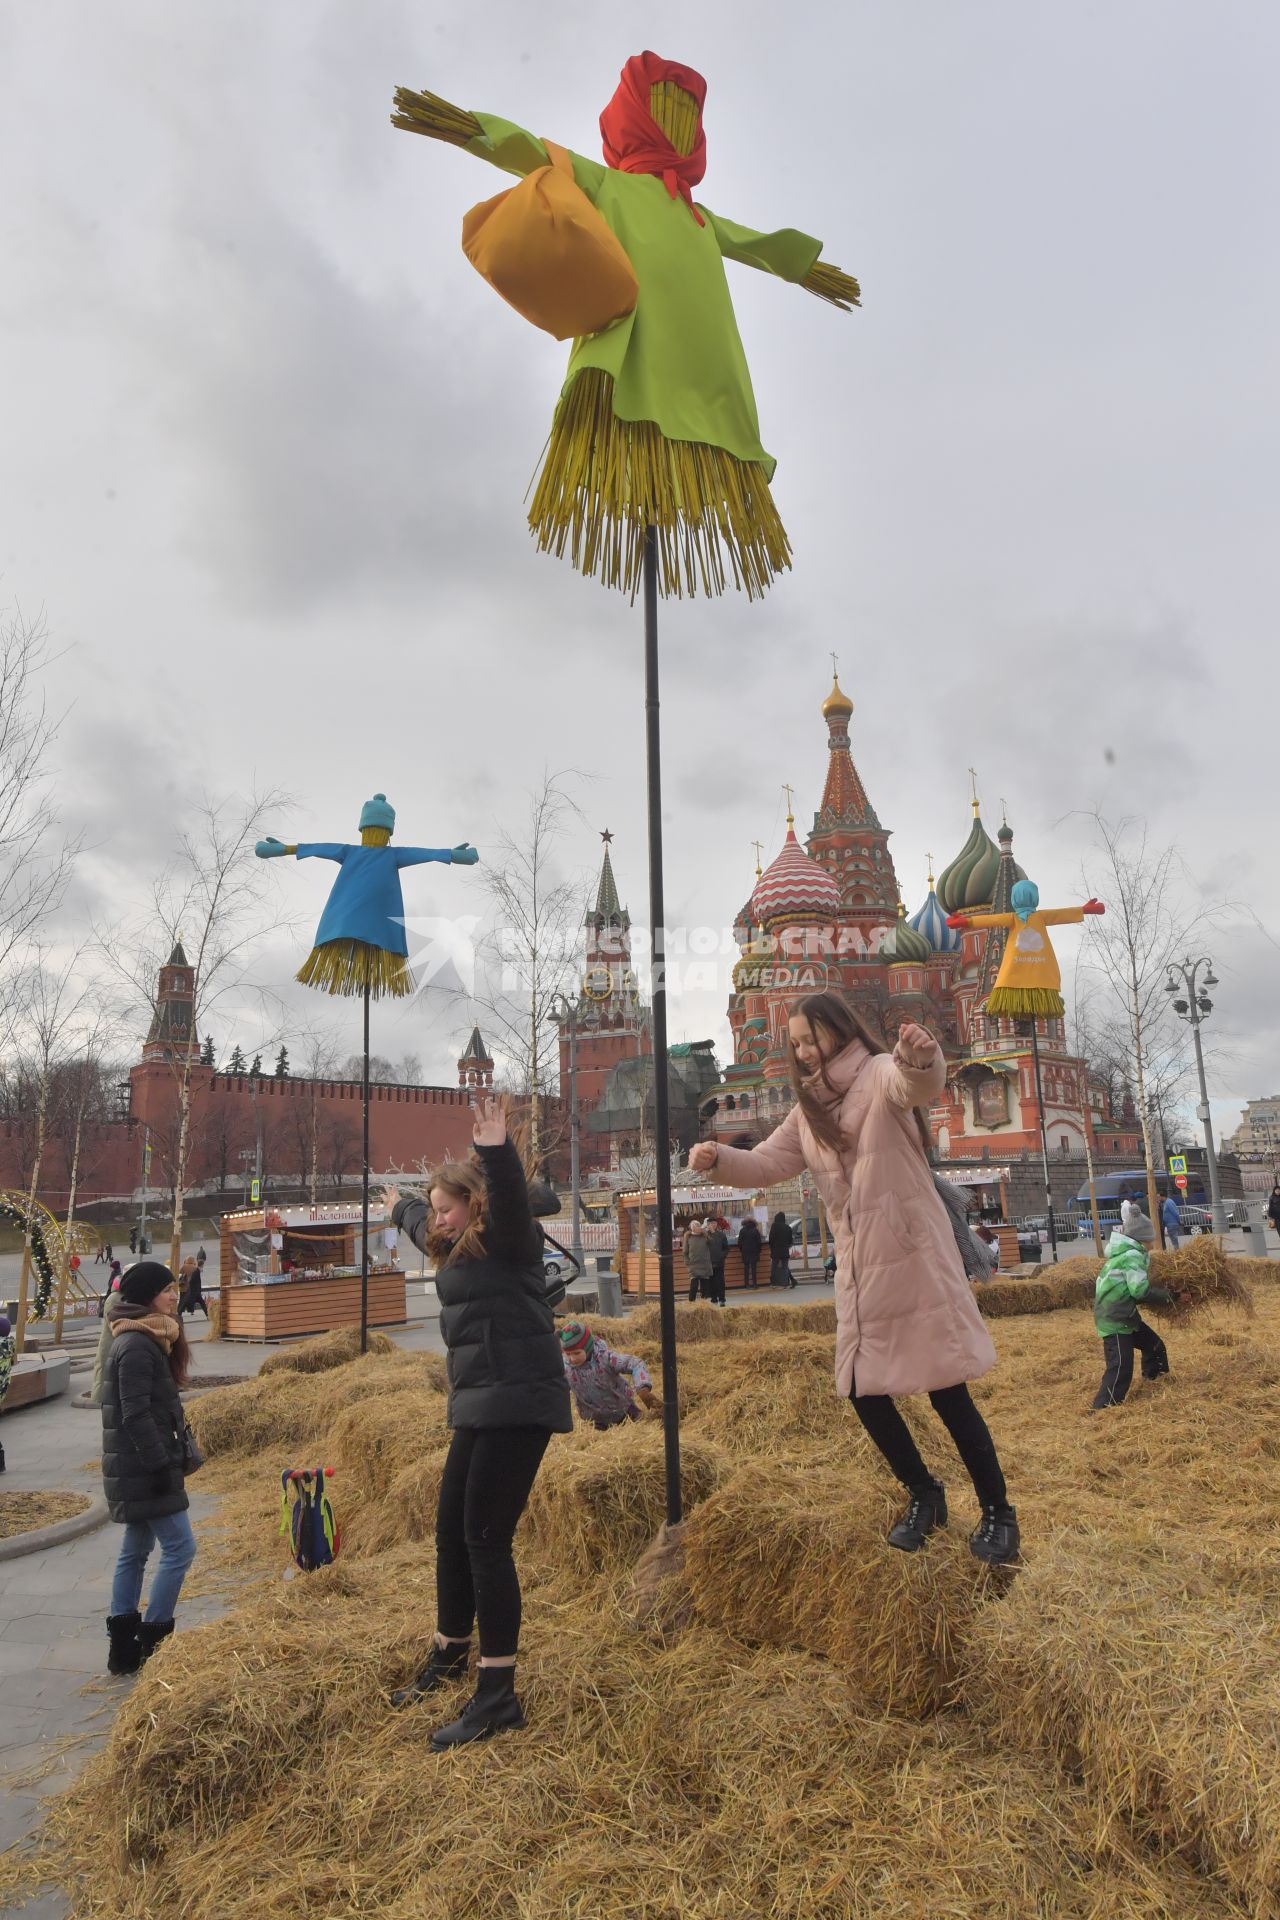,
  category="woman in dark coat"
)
[768,1211,795,1287]
[101,1263,196,1675]
[1268,1186,1280,1239]
[384,1096,571,1749]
